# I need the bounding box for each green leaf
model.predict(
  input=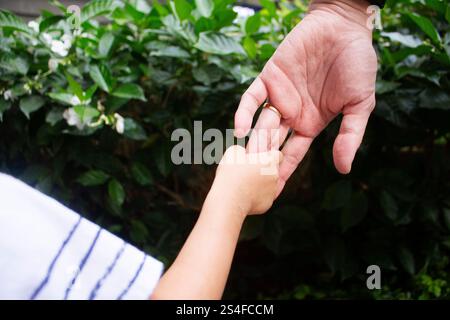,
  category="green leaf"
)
[123,2,145,21]
[65,72,84,100]
[48,92,77,105]
[81,0,118,23]
[245,13,261,35]
[192,65,221,85]
[380,31,421,48]
[194,16,215,34]
[14,57,29,75]
[0,55,30,75]
[260,43,275,60]
[0,99,11,121]
[446,4,450,23]
[123,118,147,140]
[19,95,45,119]
[341,192,368,232]
[419,88,450,110]
[173,0,193,21]
[112,84,146,101]
[282,8,302,27]
[89,64,112,93]
[129,0,151,14]
[46,108,64,126]
[195,32,245,55]
[98,32,115,57]
[445,32,450,58]
[39,15,64,32]
[380,190,398,220]
[108,179,125,207]
[195,0,214,17]
[425,0,447,15]
[9,83,28,98]
[77,170,110,186]
[214,8,236,29]
[162,15,197,43]
[150,45,190,58]
[260,0,276,17]
[105,96,129,113]
[85,84,98,100]
[153,1,169,16]
[243,36,257,59]
[230,64,258,84]
[323,180,352,210]
[49,0,67,13]
[397,247,415,275]
[376,80,400,94]
[0,10,31,34]
[407,13,441,44]
[73,105,100,121]
[293,285,312,300]
[131,162,154,186]
[421,203,438,224]
[130,219,149,243]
